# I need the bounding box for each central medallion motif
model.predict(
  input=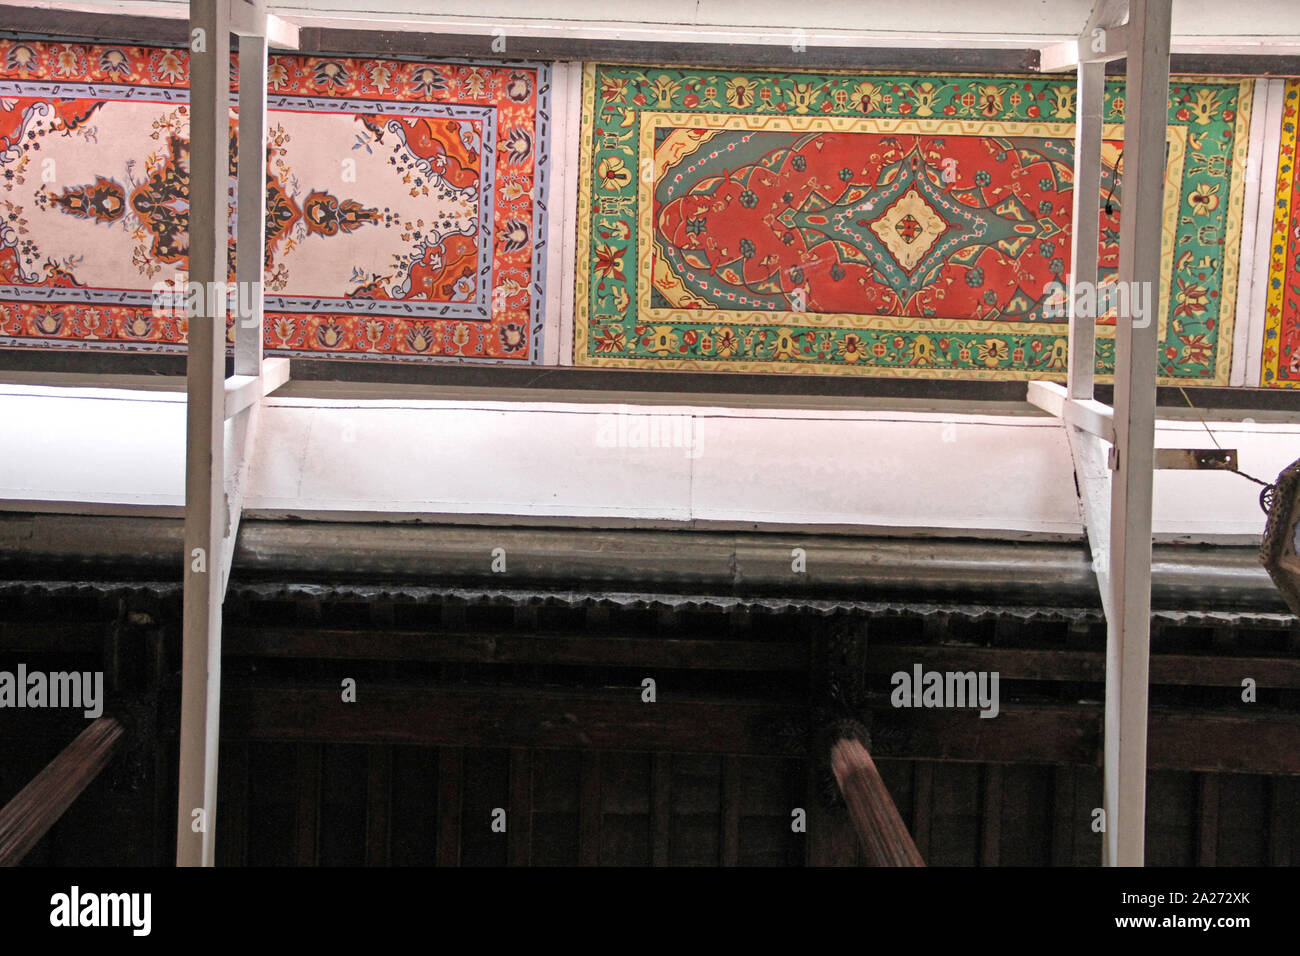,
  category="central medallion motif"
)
[869,188,947,272]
